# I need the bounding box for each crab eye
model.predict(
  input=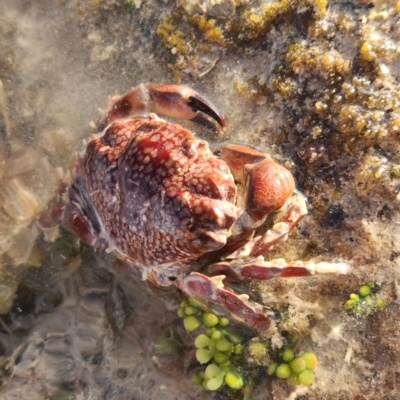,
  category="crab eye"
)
[168,276,177,281]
